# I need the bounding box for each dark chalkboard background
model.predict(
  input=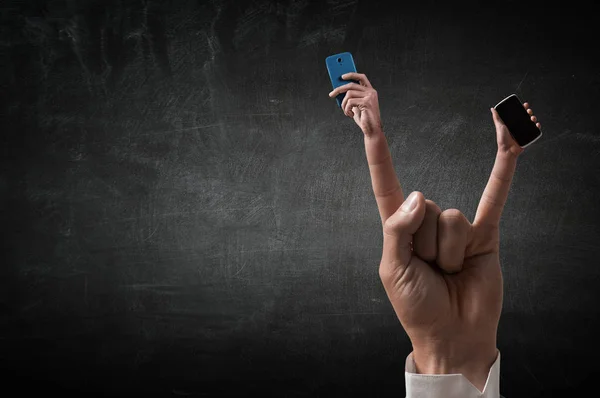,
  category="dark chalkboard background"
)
[2,0,599,396]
